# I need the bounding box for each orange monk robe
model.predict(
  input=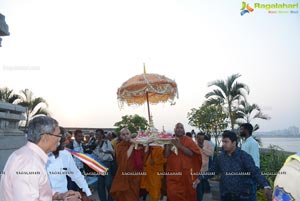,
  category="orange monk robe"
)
[110,141,142,201]
[141,146,167,201]
[166,136,202,201]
